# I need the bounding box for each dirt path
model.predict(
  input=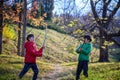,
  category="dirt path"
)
[42,64,65,80]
